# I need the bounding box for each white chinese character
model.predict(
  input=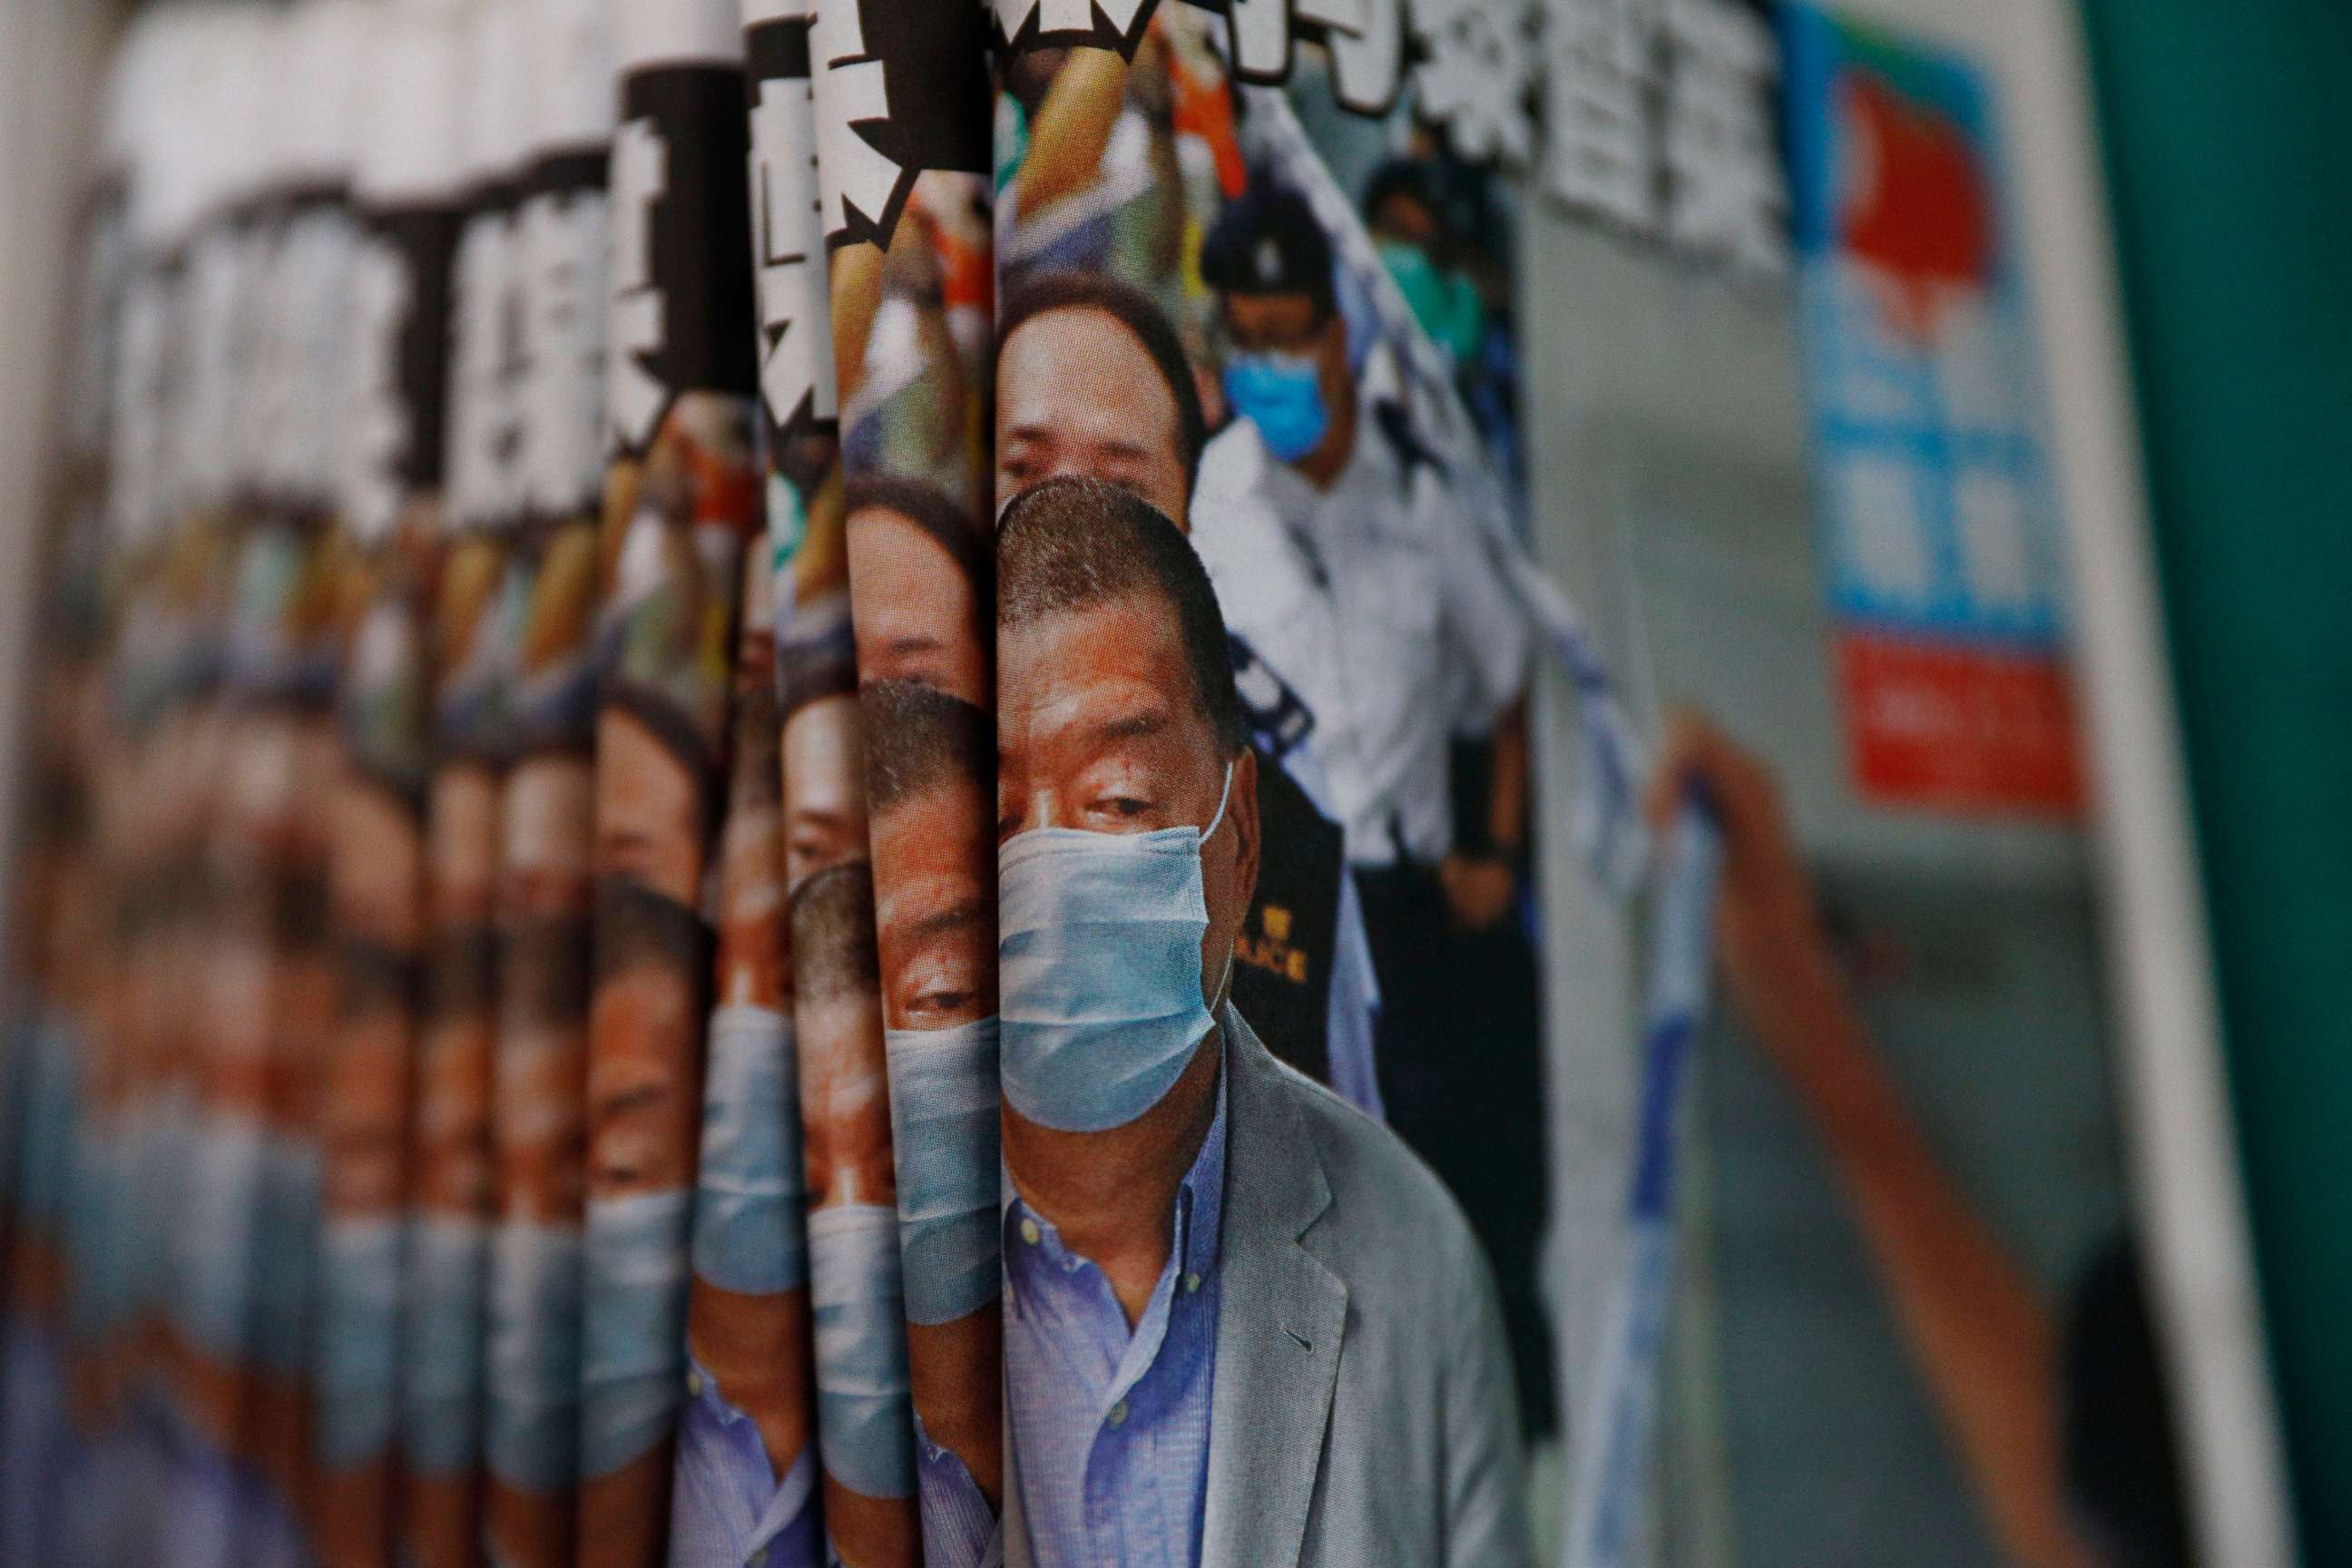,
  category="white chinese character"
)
[519,187,610,519]
[344,240,414,548]
[991,0,1152,46]
[111,272,171,545]
[1324,0,1406,113]
[1542,0,1661,233]
[608,116,671,455]
[750,68,838,431]
[811,0,904,240]
[447,205,520,530]
[1662,0,1788,279]
[1415,0,1536,166]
